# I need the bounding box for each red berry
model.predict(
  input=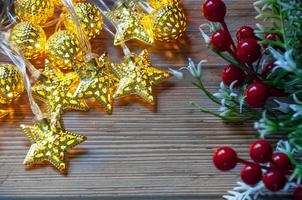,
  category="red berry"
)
[213,146,238,171]
[262,63,275,77]
[294,187,302,200]
[210,30,232,52]
[263,34,278,49]
[246,82,269,108]
[236,39,261,64]
[236,26,256,41]
[271,152,292,172]
[202,0,226,22]
[221,64,246,86]
[262,170,287,192]
[249,140,273,163]
[240,164,262,186]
